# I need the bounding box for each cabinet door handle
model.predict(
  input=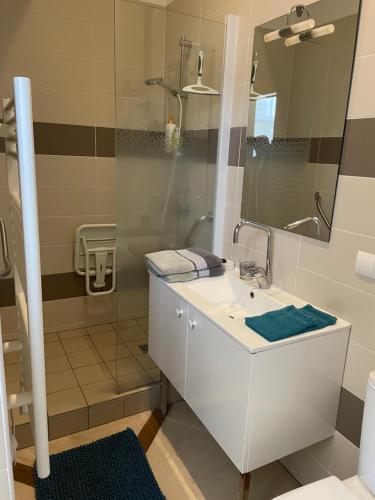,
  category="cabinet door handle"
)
[188,320,197,330]
[176,308,184,318]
